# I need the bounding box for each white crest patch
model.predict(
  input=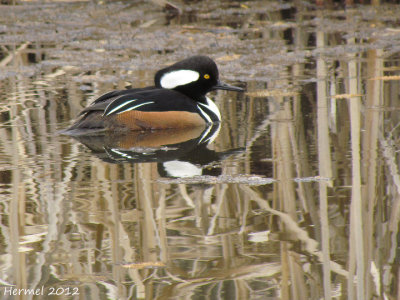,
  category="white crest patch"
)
[160,70,200,89]
[163,160,202,178]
